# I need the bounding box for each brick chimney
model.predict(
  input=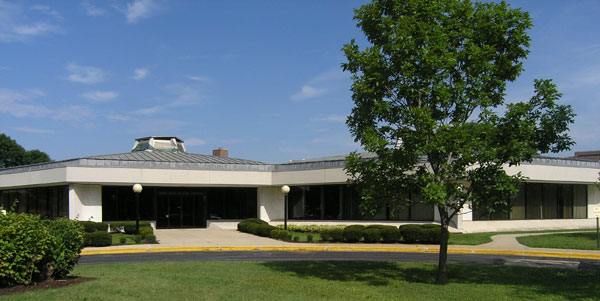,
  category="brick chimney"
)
[213,147,228,158]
